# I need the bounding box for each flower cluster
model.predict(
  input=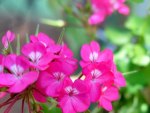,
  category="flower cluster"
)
[0,30,126,113]
[89,0,130,25]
